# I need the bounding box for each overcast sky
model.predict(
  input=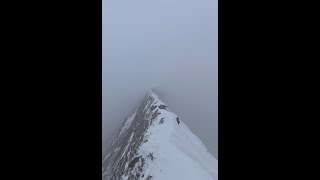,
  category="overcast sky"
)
[103,0,218,157]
